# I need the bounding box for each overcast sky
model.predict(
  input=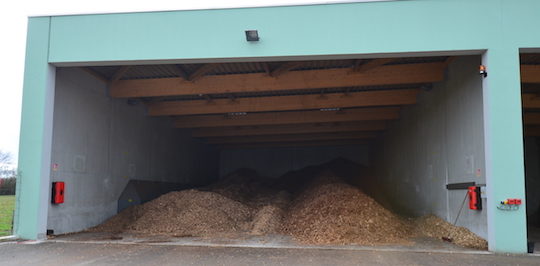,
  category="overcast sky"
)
[0,0,384,166]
